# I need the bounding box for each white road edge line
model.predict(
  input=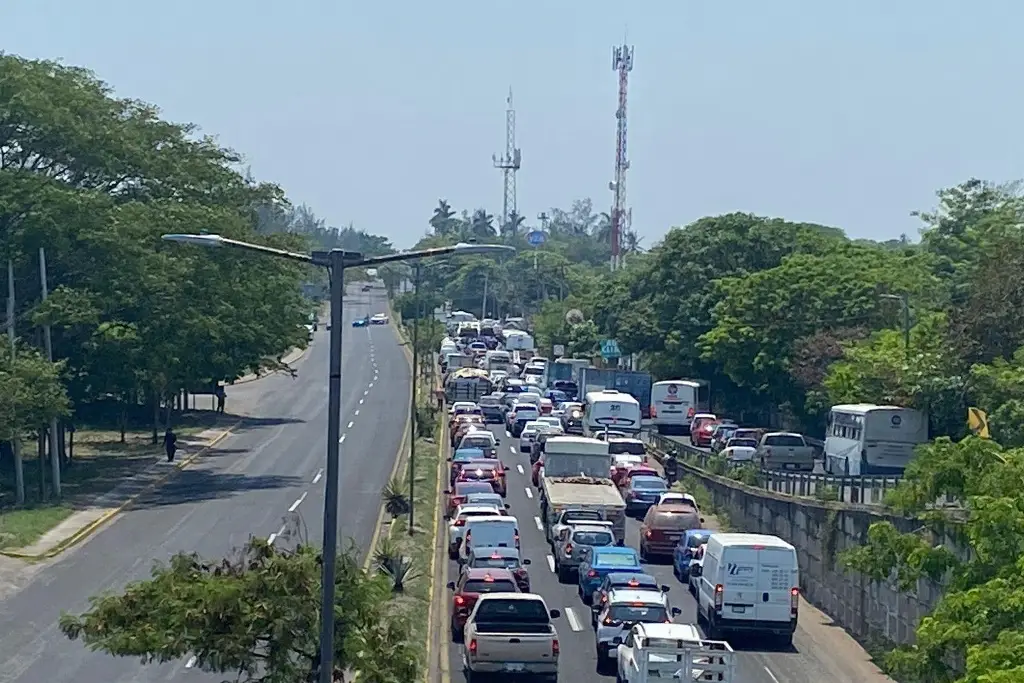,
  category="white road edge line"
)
[185,656,197,668]
[534,516,543,530]
[525,488,533,499]
[312,468,323,484]
[763,666,781,683]
[347,421,355,429]
[516,464,525,474]
[564,607,583,632]
[546,555,556,573]
[288,491,308,512]
[267,533,277,545]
